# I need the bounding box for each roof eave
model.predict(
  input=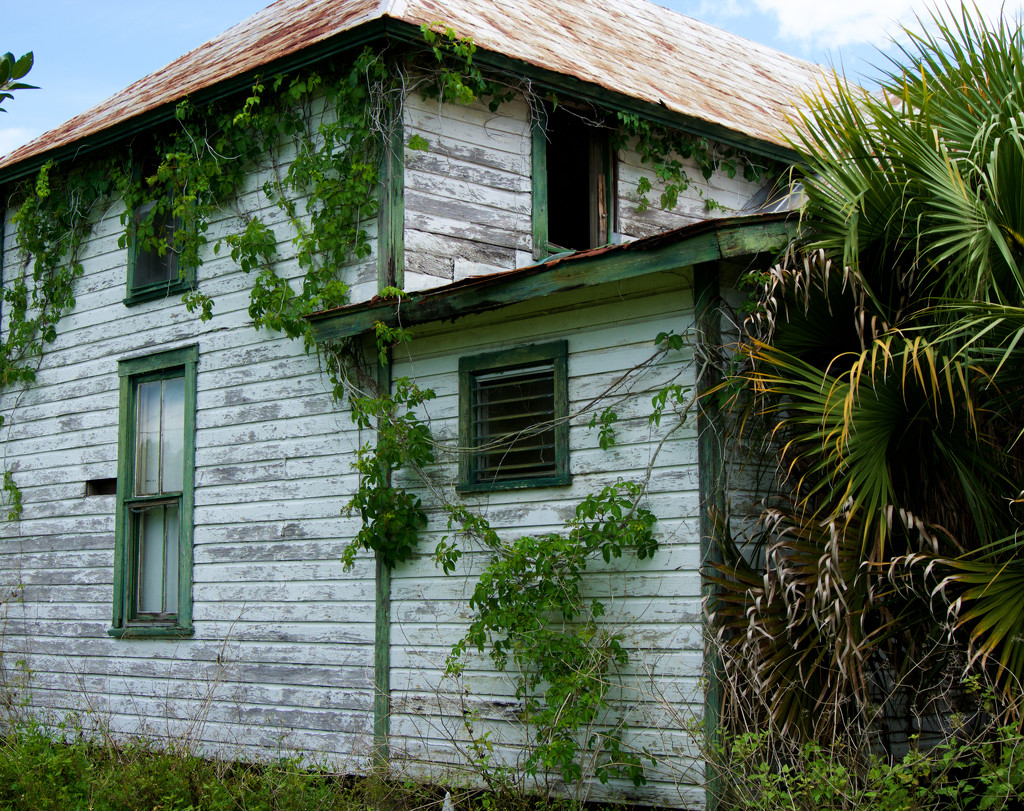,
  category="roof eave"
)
[0,13,802,189]
[381,18,801,164]
[0,17,399,187]
[307,212,797,342]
